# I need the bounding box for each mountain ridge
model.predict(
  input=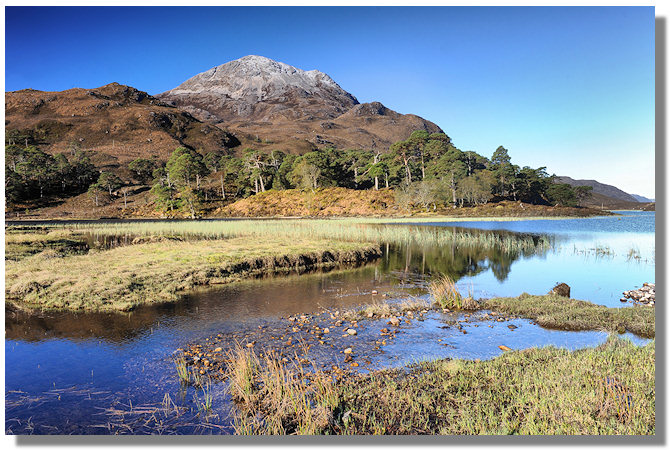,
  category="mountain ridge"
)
[158,55,443,151]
